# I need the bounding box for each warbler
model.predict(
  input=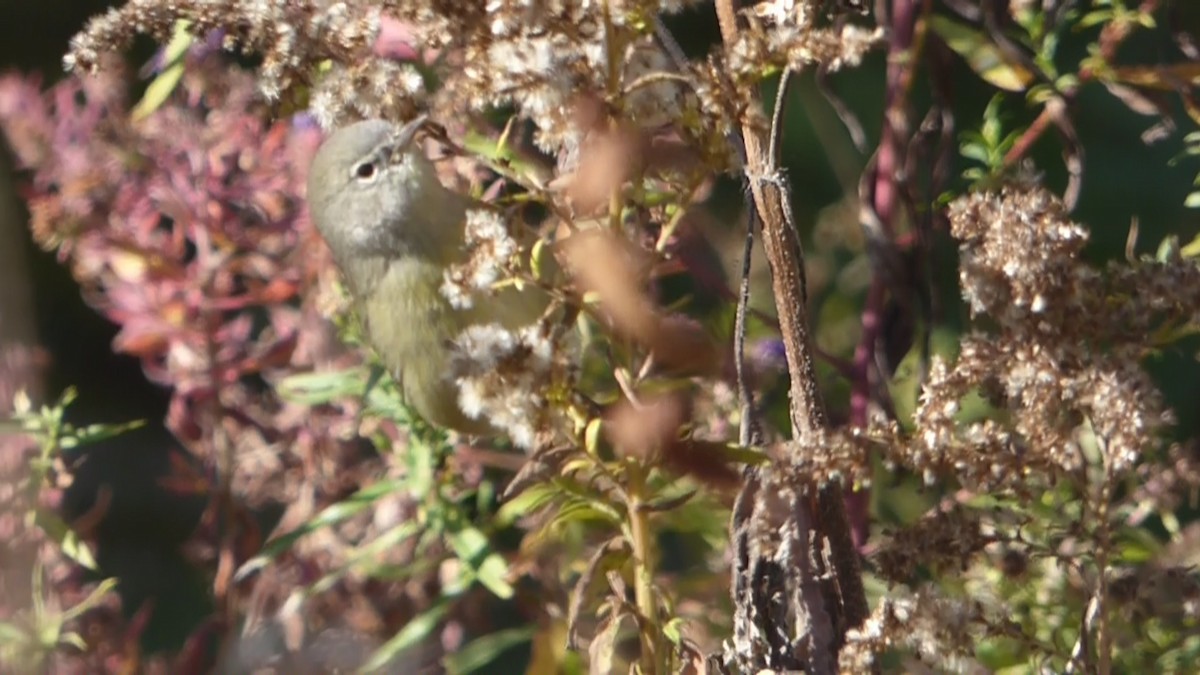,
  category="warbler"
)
[306,117,547,434]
